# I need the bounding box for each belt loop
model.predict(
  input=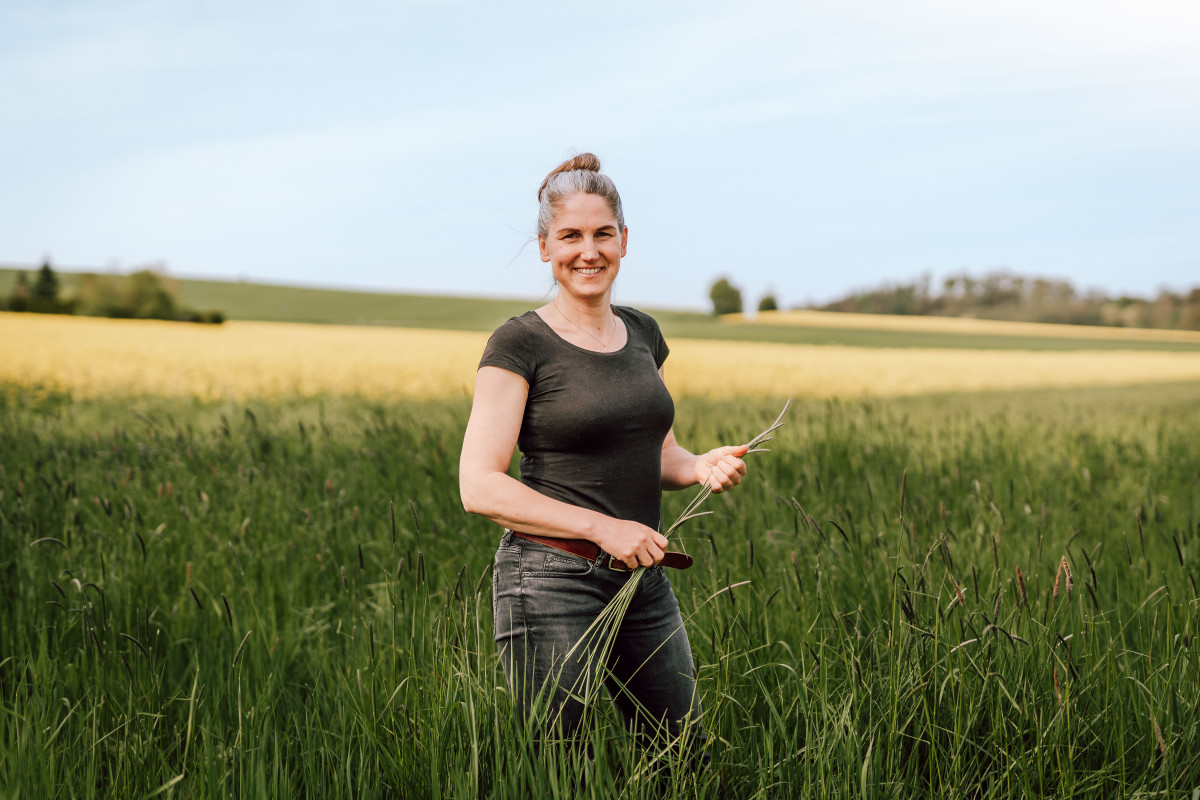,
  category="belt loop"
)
[501,529,514,545]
